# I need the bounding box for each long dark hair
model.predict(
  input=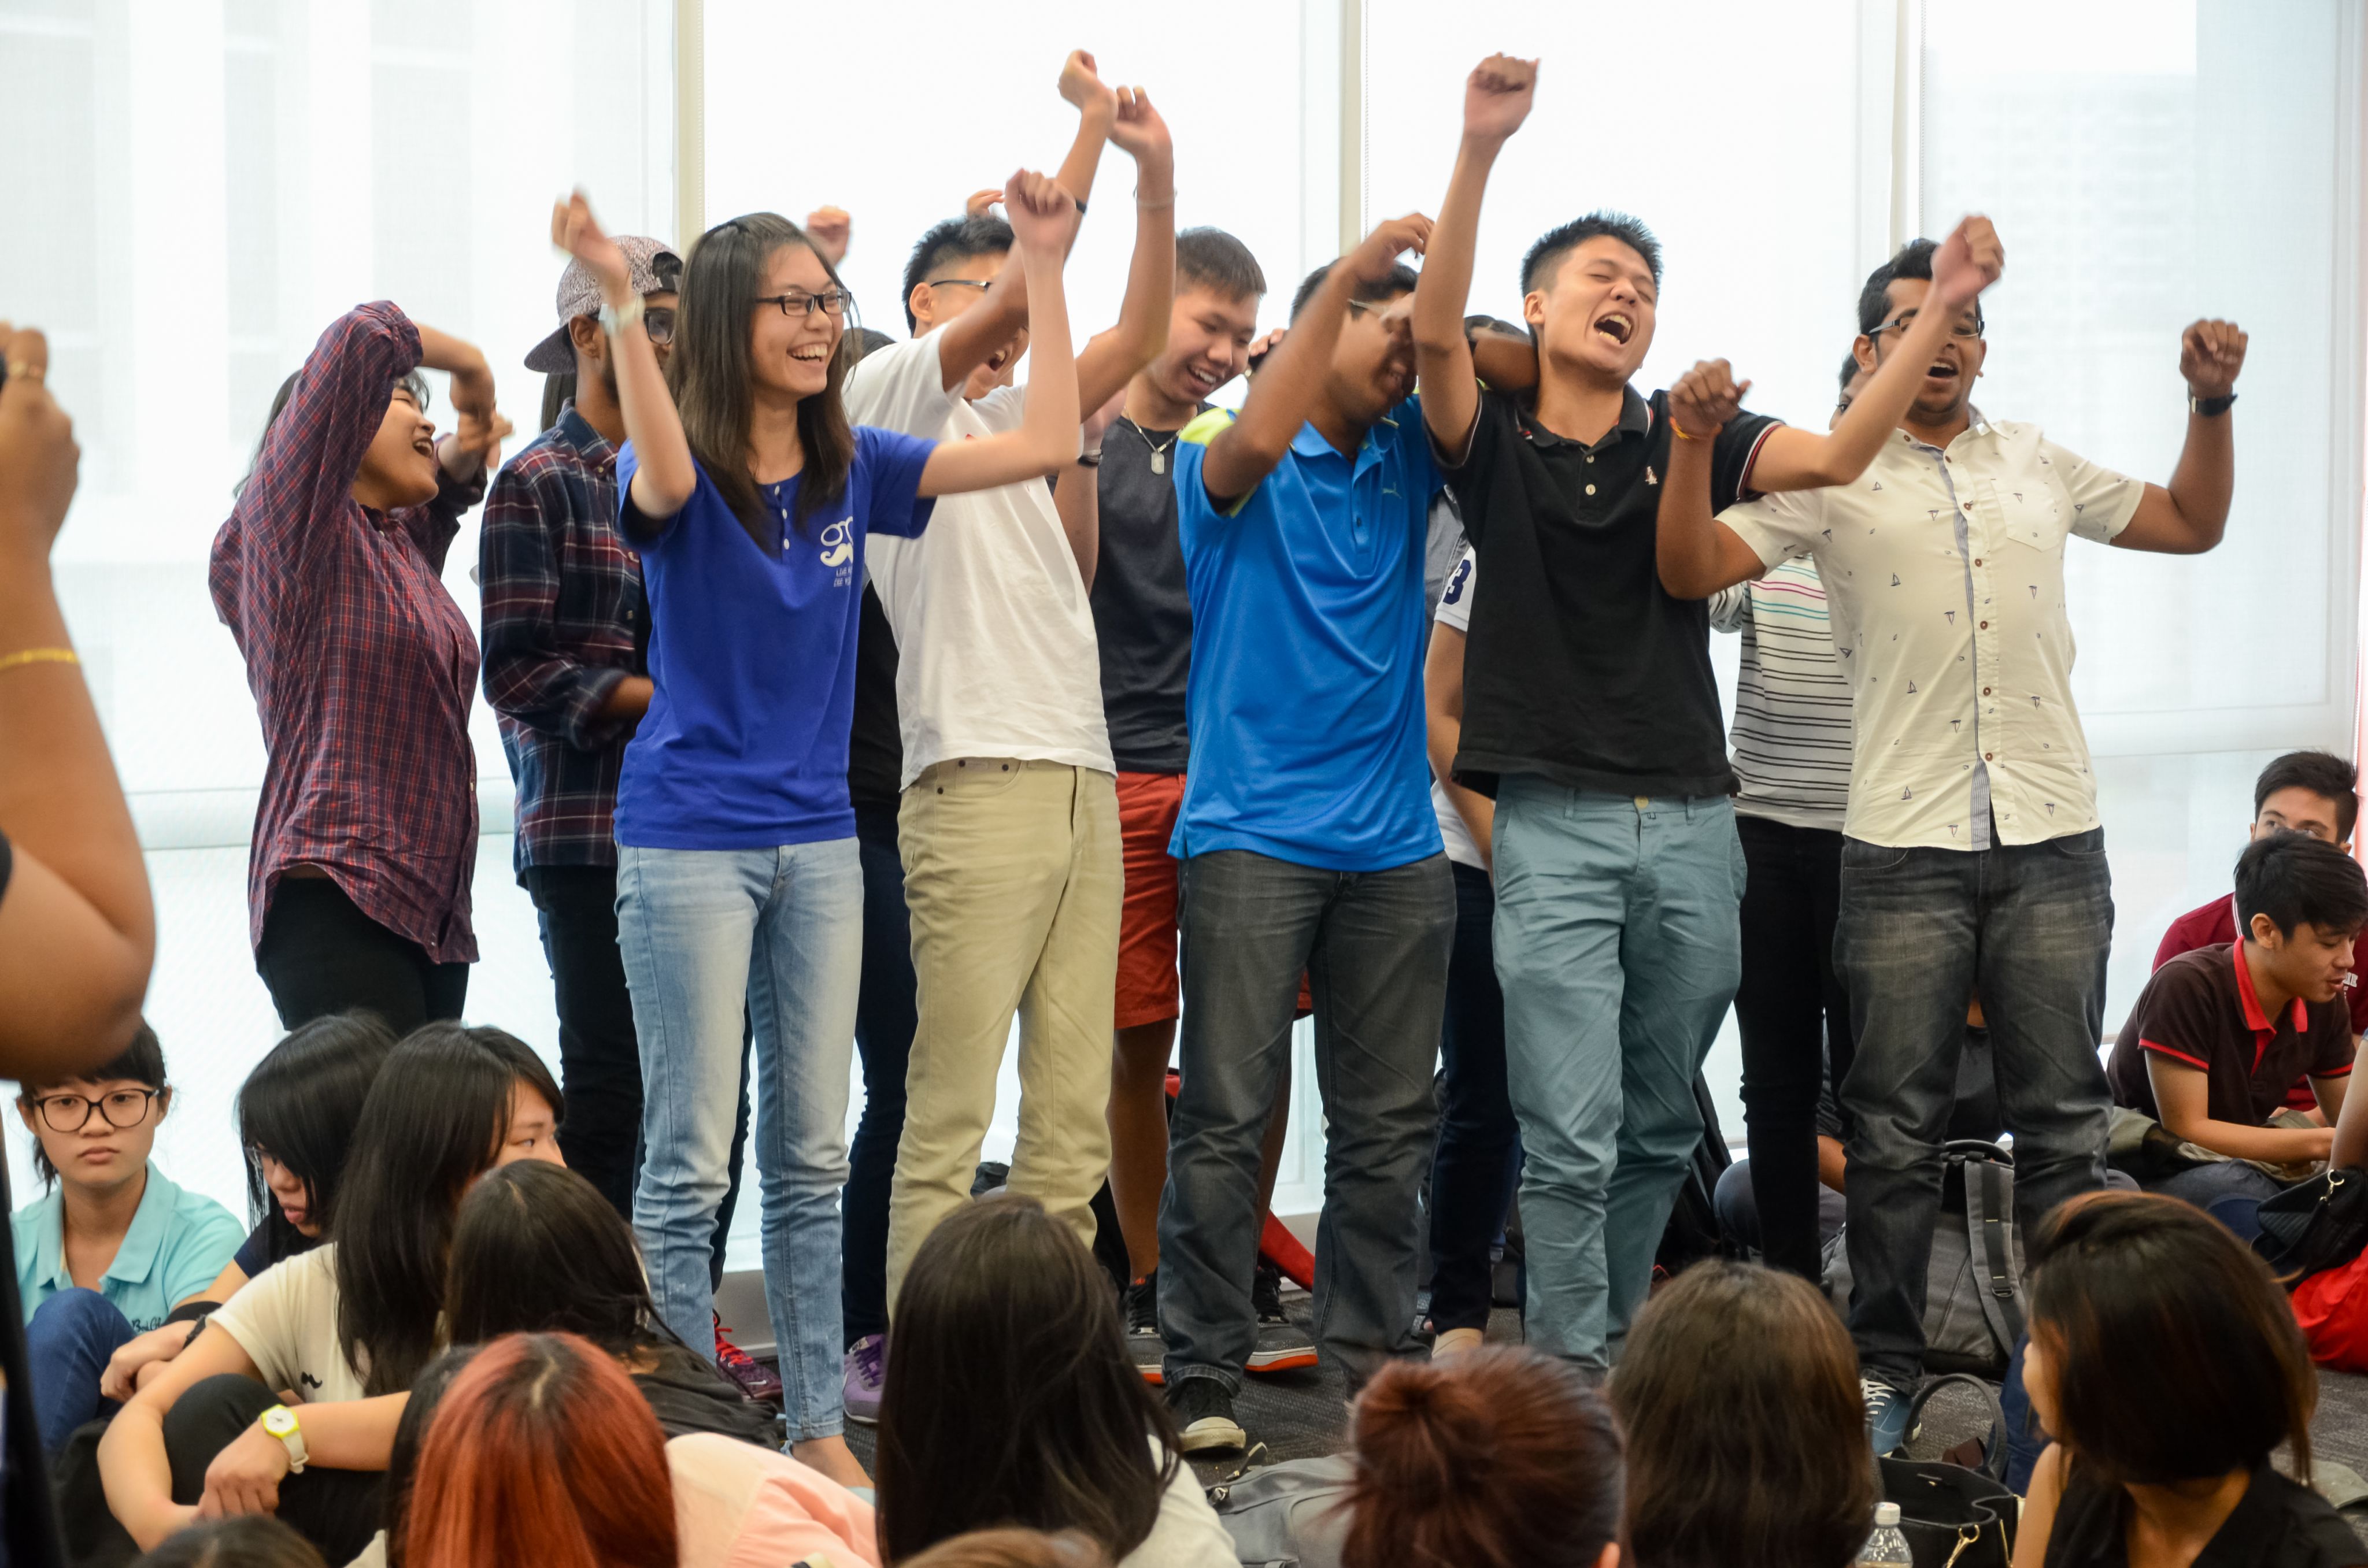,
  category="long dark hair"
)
[237,1011,398,1269]
[1612,1261,1877,1568]
[332,1025,564,1396]
[445,1161,667,1357]
[2029,1191,2317,1487]
[669,212,854,546]
[876,1195,1178,1565]
[383,1345,482,1568]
